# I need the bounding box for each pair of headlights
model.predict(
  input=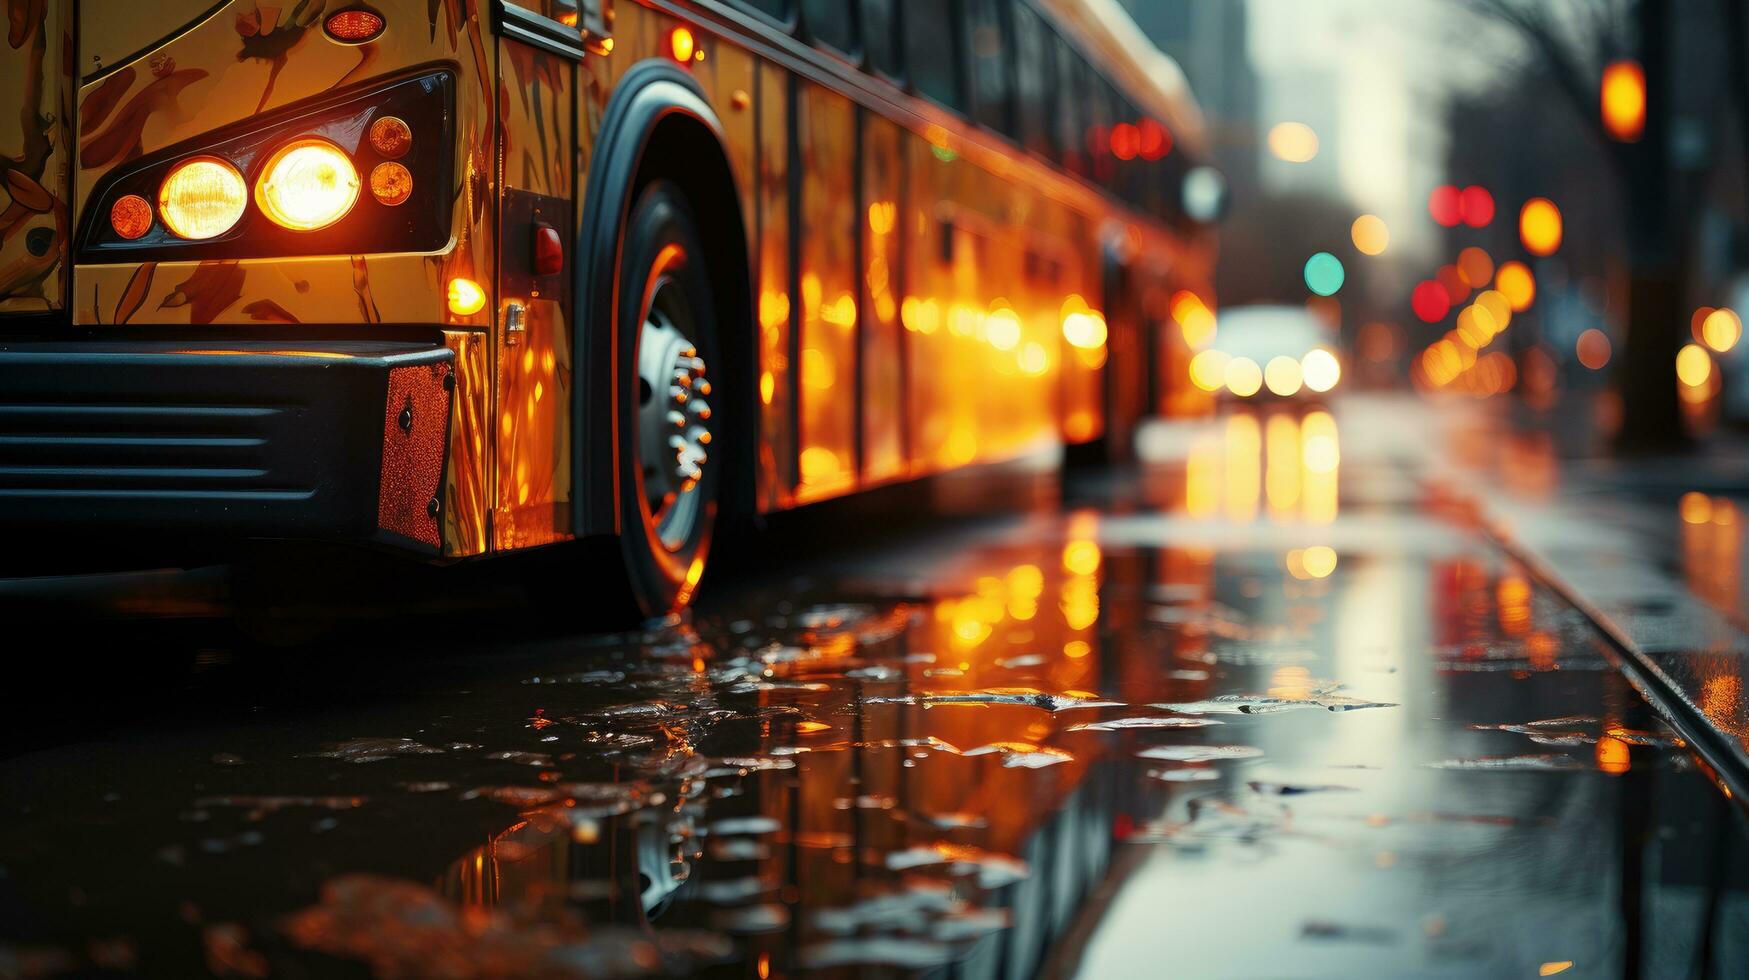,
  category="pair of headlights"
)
[108,116,415,242]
